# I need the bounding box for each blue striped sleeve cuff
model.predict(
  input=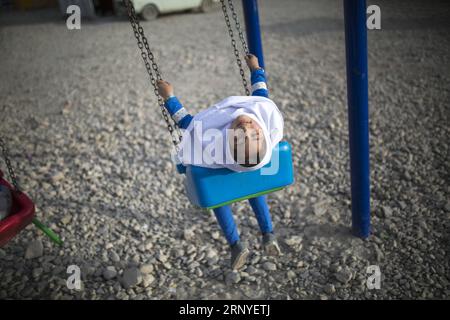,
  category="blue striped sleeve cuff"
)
[250,68,269,97]
[165,96,183,115]
[164,96,193,129]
